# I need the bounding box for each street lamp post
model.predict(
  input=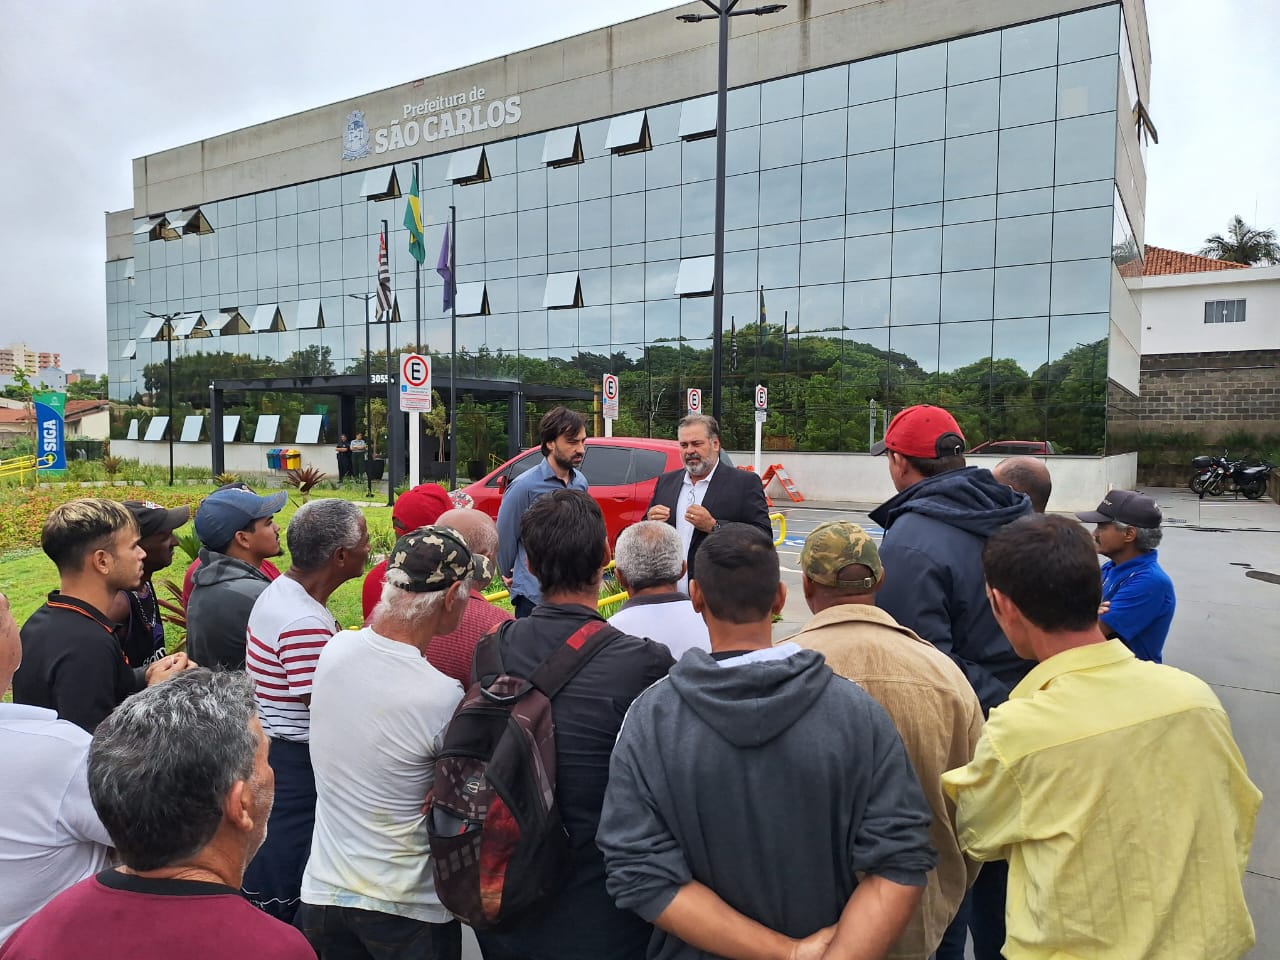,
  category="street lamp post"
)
[678,0,786,422]
[143,310,180,485]
[348,292,378,496]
